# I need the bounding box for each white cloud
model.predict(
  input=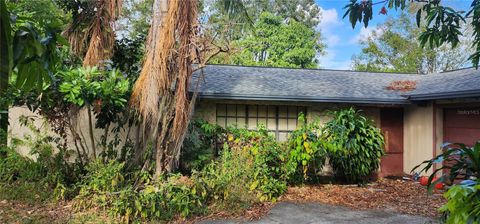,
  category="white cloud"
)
[318,8,342,29]
[349,26,385,44]
[317,7,343,47]
[318,50,352,70]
